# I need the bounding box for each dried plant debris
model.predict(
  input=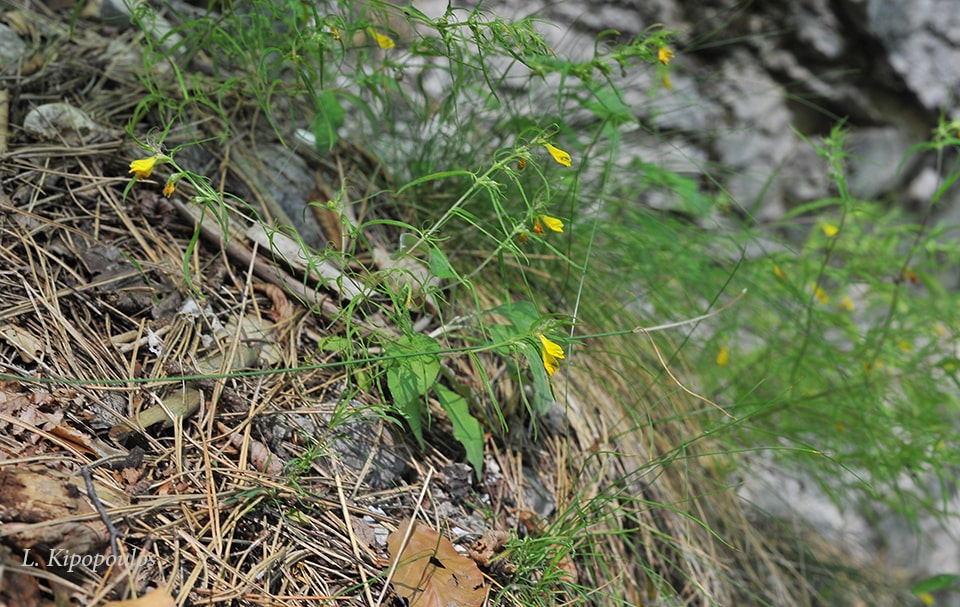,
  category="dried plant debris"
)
[0,466,109,559]
[387,519,487,607]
